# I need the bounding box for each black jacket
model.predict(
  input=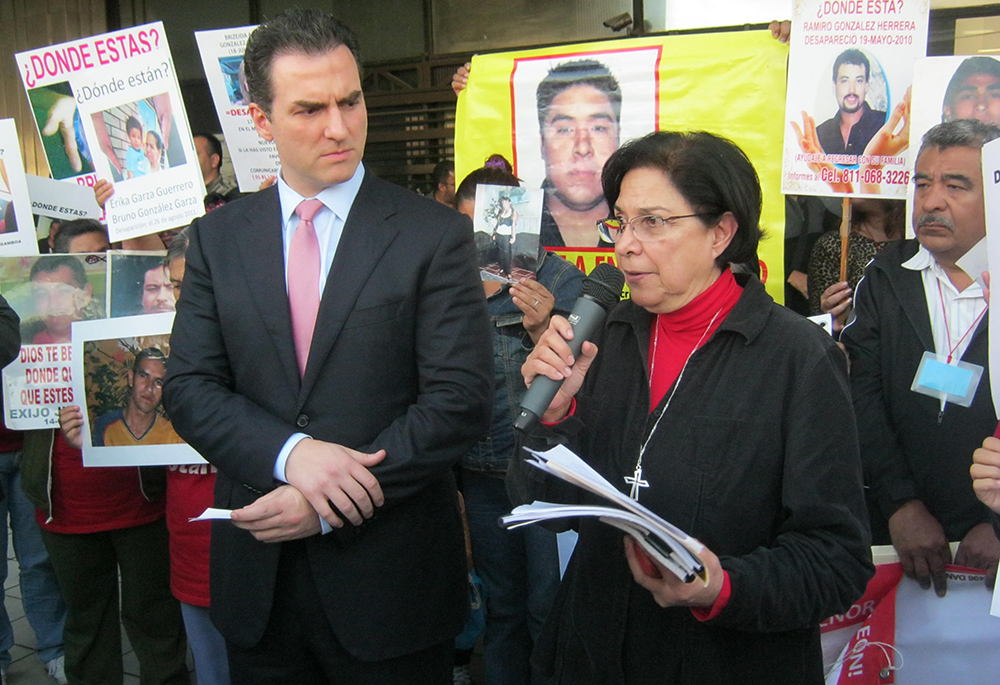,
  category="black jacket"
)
[510,274,873,684]
[841,239,995,542]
